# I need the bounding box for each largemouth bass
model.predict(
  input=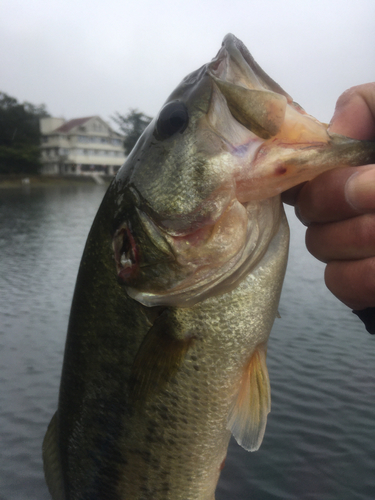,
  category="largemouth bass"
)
[43,34,375,500]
